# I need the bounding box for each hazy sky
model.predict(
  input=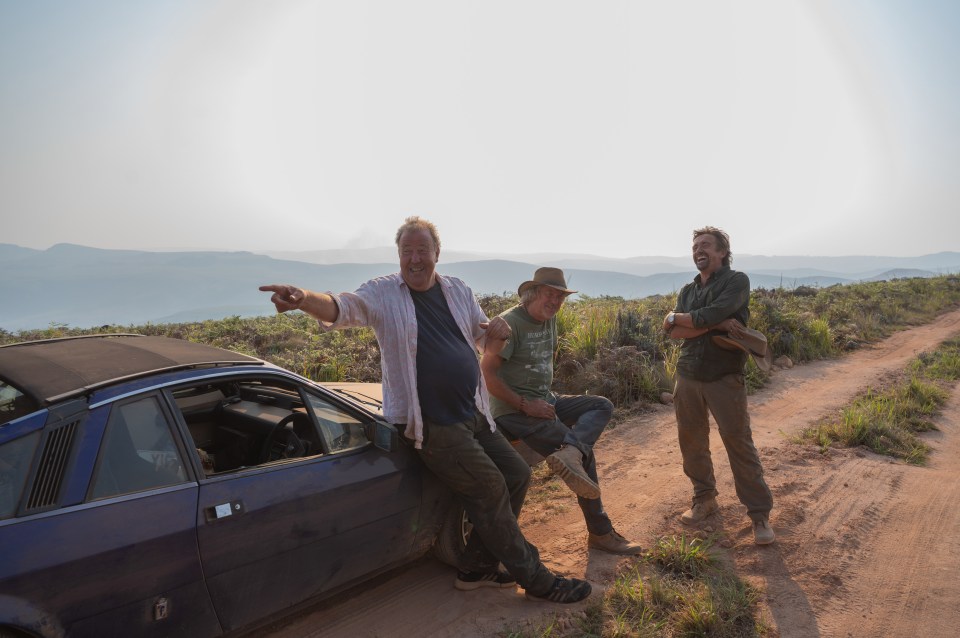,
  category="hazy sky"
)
[2,1,958,258]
